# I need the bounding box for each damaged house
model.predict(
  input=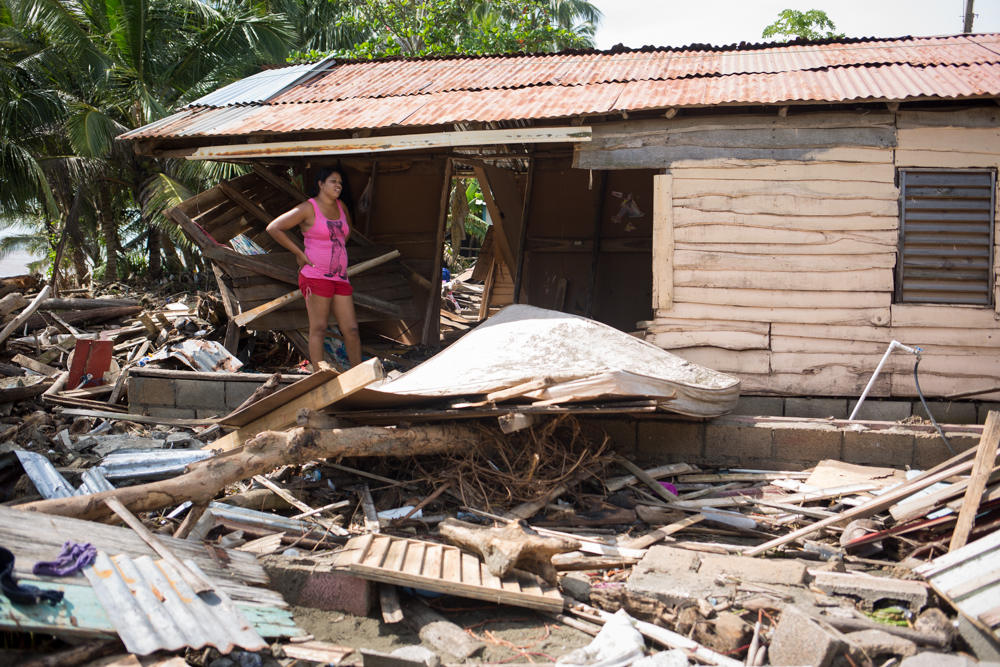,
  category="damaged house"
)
[122,33,1000,416]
